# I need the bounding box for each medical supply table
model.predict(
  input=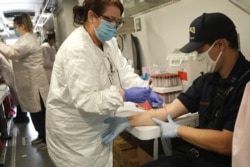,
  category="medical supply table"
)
[117,102,199,160]
[0,84,10,166]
